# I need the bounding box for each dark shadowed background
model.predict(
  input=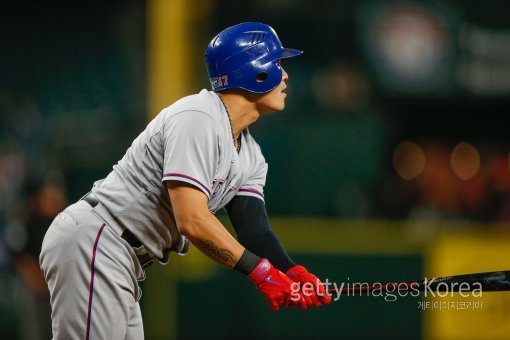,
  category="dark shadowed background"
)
[1,1,510,339]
